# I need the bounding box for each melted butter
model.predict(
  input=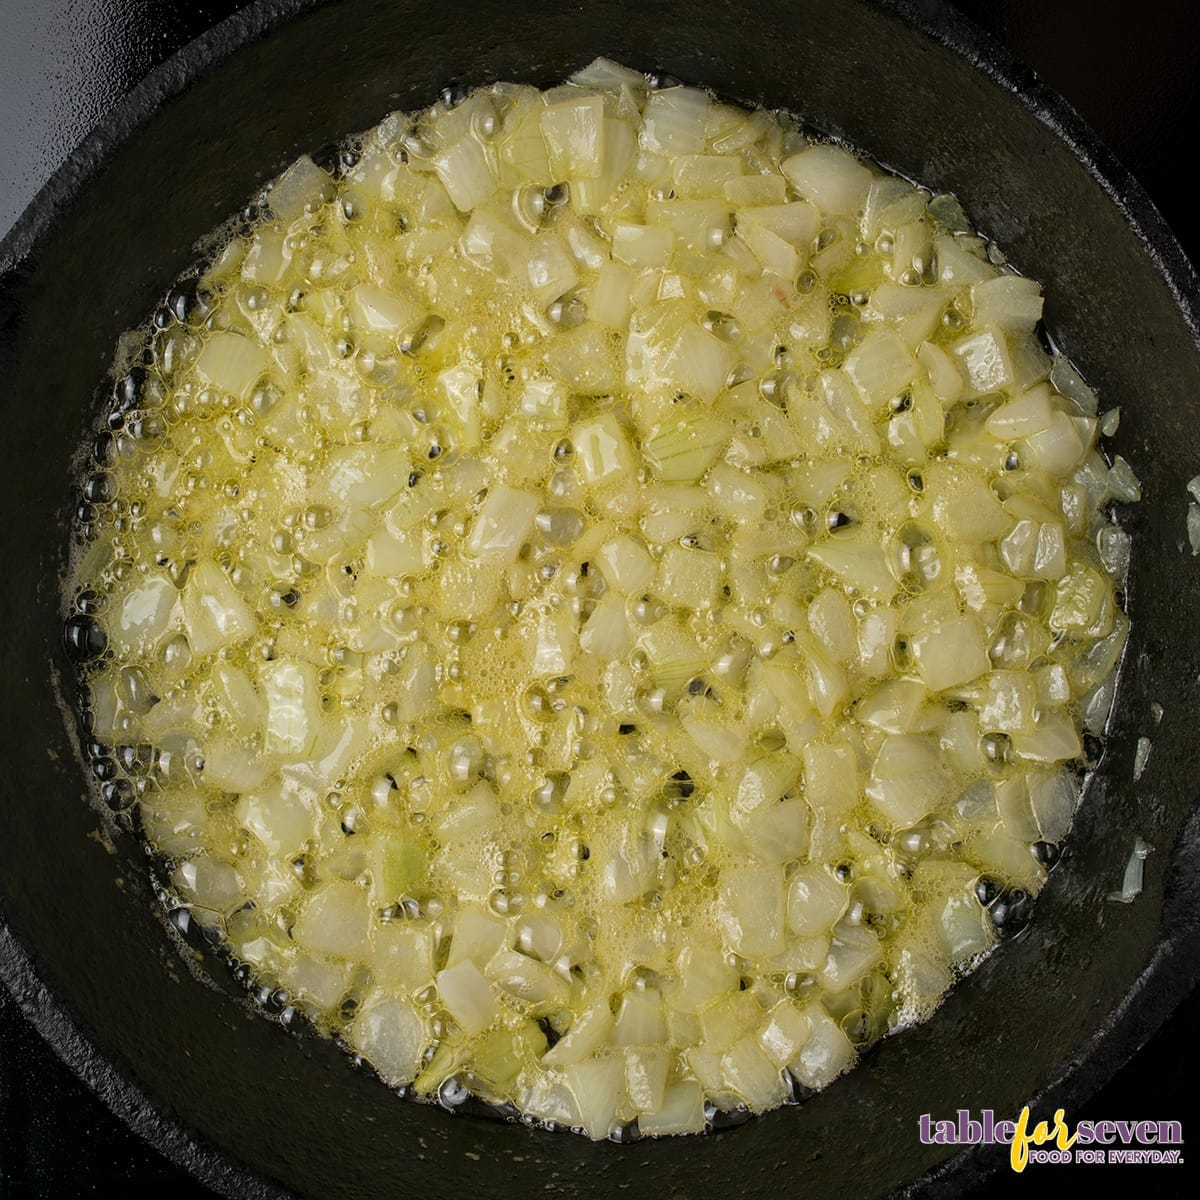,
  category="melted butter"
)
[64,63,1130,1138]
